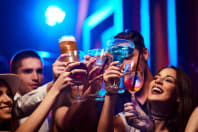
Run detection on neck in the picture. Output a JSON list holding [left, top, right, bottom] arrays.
[[149, 101, 175, 120], [150, 112, 169, 121]]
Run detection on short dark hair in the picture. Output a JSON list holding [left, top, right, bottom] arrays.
[[10, 50, 41, 73], [114, 30, 145, 52]]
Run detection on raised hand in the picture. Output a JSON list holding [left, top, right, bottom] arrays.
[[52, 71, 74, 92], [124, 101, 153, 131], [82, 55, 103, 97], [52, 54, 72, 80], [103, 61, 123, 94]]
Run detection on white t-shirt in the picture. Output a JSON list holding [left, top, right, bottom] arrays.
[[14, 83, 49, 132]]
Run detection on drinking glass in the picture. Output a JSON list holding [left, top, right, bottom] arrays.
[[123, 61, 144, 101], [106, 39, 135, 91], [71, 61, 88, 101], [87, 49, 112, 100]]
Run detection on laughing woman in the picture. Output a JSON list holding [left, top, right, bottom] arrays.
[[124, 66, 195, 132]]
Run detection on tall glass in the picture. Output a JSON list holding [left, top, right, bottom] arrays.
[[123, 61, 144, 101], [59, 36, 83, 101], [87, 49, 113, 100], [59, 36, 79, 62], [106, 39, 135, 91]]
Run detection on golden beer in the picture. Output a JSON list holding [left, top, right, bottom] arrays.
[[59, 36, 79, 62]]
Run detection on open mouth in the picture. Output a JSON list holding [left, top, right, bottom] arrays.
[[152, 86, 163, 94]]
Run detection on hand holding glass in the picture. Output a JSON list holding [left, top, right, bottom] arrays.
[[106, 39, 135, 90], [87, 49, 112, 100]]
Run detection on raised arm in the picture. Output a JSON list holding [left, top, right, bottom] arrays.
[[15, 71, 73, 132], [14, 82, 52, 118], [185, 106, 198, 132], [98, 61, 122, 132]]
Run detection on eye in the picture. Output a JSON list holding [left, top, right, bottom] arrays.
[[0, 91, 2, 96], [37, 69, 43, 74], [6, 90, 13, 98], [165, 78, 175, 83], [23, 69, 33, 74], [165, 79, 173, 83], [153, 76, 158, 80]]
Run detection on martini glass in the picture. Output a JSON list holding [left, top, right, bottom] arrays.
[[106, 38, 135, 91]]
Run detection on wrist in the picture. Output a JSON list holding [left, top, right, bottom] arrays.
[[105, 91, 117, 96]]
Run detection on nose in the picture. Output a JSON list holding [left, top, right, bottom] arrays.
[[32, 71, 39, 82], [155, 77, 163, 85], [2, 94, 13, 105]]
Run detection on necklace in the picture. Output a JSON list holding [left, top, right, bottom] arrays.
[[150, 112, 169, 121]]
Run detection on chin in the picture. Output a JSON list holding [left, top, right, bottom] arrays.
[[0, 114, 12, 120], [148, 95, 165, 102]]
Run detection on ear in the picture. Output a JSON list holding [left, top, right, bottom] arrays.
[[142, 48, 149, 61]]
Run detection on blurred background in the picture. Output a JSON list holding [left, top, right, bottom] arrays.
[[0, 0, 198, 101]]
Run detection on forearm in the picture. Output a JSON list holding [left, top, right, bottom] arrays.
[[98, 94, 117, 132], [56, 99, 97, 131], [16, 88, 59, 132], [185, 107, 198, 132], [14, 83, 49, 117]]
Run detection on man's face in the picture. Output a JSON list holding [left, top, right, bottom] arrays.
[[16, 57, 43, 94]]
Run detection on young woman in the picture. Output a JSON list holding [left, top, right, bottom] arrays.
[[0, 74, 20, 131], [124, 66, 195, 132], [98, 66, 195, 132], [0, 70, 76, 132]]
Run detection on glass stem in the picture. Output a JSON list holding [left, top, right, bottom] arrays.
[[77, 85, 80, 98], [131, 93, 136, 103]]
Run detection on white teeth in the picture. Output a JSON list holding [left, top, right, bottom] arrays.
[[152, 87, 162, 93]]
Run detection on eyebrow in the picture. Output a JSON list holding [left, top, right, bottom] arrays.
[[156, 74, 176, 80]]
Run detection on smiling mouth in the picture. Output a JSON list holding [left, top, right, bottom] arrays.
[[152, 87, 163, 94], [0, 106, 12, 112]]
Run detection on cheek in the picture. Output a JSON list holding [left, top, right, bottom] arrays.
[[0, 110, 12, 120], [0, 111, 4, 118], [148, 82, 154, 94], [38, 74, 43, 81], [19, 74, 31, 82], [166, 88, 177, 100]]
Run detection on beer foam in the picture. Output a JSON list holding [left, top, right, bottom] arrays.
[[59, 36, 76, 42]]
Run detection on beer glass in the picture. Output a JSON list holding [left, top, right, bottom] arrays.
[[59, 36, 84, 101], [59, 36, 79, 62]]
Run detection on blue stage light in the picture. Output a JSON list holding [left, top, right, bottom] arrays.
[[45, 6, 65, 26]]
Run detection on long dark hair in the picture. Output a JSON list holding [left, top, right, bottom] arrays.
[[0, 80, 18, 131], [148, 66, 195, 132]]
